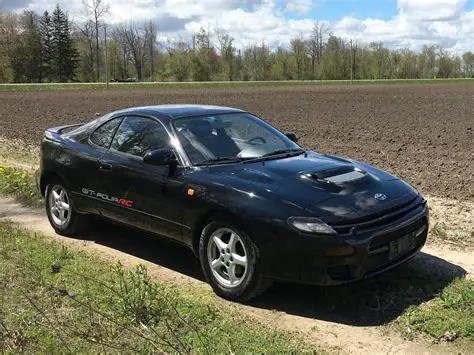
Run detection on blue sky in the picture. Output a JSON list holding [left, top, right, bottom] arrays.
[[308, 0, 398, 21], [287, 0, 473, 21]]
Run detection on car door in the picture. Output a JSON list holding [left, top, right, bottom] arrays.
[[95, 115, 188, 242], [68, 116, 123, 213]]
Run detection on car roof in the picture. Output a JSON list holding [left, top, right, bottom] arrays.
[[109, 104, 246, 120]]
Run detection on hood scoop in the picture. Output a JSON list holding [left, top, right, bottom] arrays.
[[301, 165, 367, 185]]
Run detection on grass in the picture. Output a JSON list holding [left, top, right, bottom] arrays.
[[0, 78, 473, 91], [397, 278, 474, 340], [0, 137, 40, 168], [0, 221, 304, 353], [431, 222, 449, 240], [0, 164, 43, 207]]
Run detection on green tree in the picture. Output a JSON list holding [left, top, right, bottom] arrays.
[[216, 28, 235, 81], [321, 36, 347, 80], [290, 38, 308, 80], [192, 28, 213, 81], [9, 11, 42, 83], [40, 11, 54, 82], [52, 5, 79, 82], [462, 52, 474, 78]]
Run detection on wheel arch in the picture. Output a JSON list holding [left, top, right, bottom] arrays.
[[39, 170, 68, 197], [191, 208, 241, 257]]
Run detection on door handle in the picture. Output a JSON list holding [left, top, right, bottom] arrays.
[[99, 161, 113, 171]]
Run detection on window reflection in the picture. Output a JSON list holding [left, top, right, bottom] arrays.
[[110, 116, 170, 157]]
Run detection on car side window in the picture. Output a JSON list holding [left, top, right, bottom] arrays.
[[110, 116, 170, 158], [90, 117, 122, 149]]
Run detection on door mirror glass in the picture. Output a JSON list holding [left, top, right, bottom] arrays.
[[285, 132, 298, 143], [143, 148, 177, 166]]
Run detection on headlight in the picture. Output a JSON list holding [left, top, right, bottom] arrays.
[[288, 217, 337, 235]]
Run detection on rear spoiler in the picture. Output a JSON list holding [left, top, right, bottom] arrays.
[[44, 123, 85, 142]]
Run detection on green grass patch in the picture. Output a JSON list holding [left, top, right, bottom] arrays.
[[397, 278, 474, 340], [0, 164, 43, 207], [431, 223, 449, 240], [0, 221, 304, 353], [1, 78, 473, 91]]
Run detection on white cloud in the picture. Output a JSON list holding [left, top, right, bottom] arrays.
[[283, 0, 313, 15], [398, 0, 466, 22], [333, 0, 474, 54], [6, 0, 474, 53]]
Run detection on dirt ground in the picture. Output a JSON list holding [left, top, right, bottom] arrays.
[[0, 83, 473, 201]]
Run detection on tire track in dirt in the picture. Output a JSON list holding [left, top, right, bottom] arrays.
[[1, 195, 472, 354]]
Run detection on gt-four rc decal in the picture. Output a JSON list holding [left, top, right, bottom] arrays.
[[81, 188, 134, 207]]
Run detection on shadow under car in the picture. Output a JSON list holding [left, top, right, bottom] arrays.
[[77, 219, 466, 327]]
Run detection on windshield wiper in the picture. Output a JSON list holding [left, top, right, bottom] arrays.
[[244, 148, 306, 163], [195, 156, 249, 166], [261, 148, 305, 157]]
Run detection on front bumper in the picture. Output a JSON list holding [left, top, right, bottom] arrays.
[[260, 197, 429, 285]]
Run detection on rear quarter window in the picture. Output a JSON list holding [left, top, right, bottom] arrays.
[[90, 117, 122, 149]]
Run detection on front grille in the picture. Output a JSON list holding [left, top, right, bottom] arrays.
[[366, 217, 428, 273], [369, 216, 425, 250], [332, 196, 425, 234]]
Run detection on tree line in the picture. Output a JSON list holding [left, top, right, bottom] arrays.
[[1, 1, 474, 83]]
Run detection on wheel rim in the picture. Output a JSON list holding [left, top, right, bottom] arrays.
[[207, 227, 248, 288], [48, 185, 71, 227]]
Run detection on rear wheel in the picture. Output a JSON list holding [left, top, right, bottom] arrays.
[[45, 183, 89, 236], [199, 218, 272, 302]]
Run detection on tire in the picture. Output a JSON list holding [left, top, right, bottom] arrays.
[[45, 182, 89, 236], [199, 218, 272, 302]]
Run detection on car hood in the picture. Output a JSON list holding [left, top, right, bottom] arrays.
[[214, 151, 418, 221]]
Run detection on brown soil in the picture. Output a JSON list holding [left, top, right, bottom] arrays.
[[1, 83, 473, 201]]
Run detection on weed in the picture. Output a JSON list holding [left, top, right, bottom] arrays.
[[431, 223, 448, 239], [0, 164, 43, 207]]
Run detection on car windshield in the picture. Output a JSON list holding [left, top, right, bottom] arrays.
[[172, 113, 301, 165]]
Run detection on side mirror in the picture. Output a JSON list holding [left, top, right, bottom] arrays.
[[285, 132, 299, 143], [143, 148, 177, 166]]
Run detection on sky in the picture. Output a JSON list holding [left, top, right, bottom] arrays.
[[1, 0, 474, 54]]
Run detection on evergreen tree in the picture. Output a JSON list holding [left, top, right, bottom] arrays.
[[52, 5, 78, 82], [40, 11, 54, 82]]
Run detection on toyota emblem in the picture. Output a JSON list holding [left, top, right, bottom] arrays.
[[374, 193, 387, 201]]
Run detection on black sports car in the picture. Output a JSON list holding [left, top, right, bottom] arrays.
[[36, 104, 429, 301]]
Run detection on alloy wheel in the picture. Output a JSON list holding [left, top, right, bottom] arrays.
[[48, 185, 71, 227], [207, 227, 248, 288]]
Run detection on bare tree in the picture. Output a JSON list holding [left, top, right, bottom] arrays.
[[115, 22, 147, 80], [76, 19, 95, 81], [307, 21, 330, 78], [82, 0, 110, 81], [144, 21, 158, 81]]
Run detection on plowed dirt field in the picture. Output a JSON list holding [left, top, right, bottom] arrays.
[[1, 83, 473, 201]]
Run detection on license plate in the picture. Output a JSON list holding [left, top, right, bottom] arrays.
[[389, 233, 415, 260]]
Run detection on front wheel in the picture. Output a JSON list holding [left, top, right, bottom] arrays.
[[45, 183, 89, 236], [199, 219, 272, 302]]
